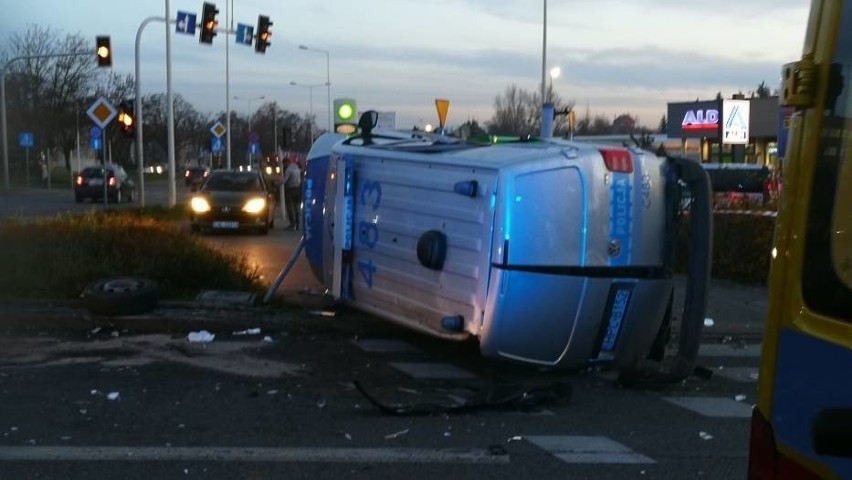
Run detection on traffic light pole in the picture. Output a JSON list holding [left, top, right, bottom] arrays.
[[1, 52, 89, 190]]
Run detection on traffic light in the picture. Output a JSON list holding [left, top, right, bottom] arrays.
[[96, 36, 111, 67], [117, 101, 135, 137], [199, 2, 219, 44], [255, 15, 272, 53], [333, 98, 357, 134]]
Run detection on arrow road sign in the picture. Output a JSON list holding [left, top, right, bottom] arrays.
[[236, 24, 254, 45], [176, 11, 197, 35]]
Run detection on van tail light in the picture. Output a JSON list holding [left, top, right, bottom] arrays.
[[75, 176, 83, 186], [600, 148, 634, 173], [748, 408, 822, 480], [185, 170, 190, 178], [108, 177, 117, 187]]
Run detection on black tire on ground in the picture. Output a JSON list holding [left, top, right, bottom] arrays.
[[81, 277, 160, 316]]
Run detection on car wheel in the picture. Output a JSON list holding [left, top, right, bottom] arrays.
[[75, 194, 83, 203], [81, 277, 160, 316]]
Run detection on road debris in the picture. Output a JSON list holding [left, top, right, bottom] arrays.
[[384, 429, 409, 439], [233, 328, 261, 336], [703, 318, 715, 327], [187, 330, 215, 343], [734, 394, 747, 402], [699, 431, 713, 440], [107, 392, 120, 401]]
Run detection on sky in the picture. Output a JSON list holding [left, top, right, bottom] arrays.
[[0, 0, 811, 131]]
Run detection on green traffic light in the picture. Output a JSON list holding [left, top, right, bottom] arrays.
[[337, 103, 354, 120]]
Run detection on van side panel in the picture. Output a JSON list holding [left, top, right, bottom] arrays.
[[346, 153, 498, 338]]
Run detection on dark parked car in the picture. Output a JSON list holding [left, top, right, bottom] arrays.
[[184, 166, 210, 189], [74, 164, 136, 203], [189, 170, 276, 234]]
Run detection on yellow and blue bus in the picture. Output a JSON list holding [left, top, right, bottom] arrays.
[[747, 0, 852, 478]]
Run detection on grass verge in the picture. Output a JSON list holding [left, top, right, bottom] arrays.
[[0, 211, 264, 301]]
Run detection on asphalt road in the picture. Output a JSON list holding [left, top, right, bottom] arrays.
[[0, 182, 766, 480]]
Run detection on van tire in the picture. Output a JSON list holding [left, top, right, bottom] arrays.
[[81, 277, 160, 316]]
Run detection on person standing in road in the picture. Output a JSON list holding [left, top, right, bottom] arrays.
[[281, 157, 302, 231]]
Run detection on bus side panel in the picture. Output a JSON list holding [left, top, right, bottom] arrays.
[[771, 328, 852, 478], [346, 155, 498, 338]]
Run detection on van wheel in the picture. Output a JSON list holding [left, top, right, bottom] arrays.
[[81, 277, 160, 316]]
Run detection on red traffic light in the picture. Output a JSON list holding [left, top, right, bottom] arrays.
[[96, 36, 111, 67]]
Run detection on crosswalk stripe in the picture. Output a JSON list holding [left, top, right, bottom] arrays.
[[352, 339, 421, 353], [526, 436, 654, 464], [0, 446, 509, 464], [663, 396, 753, 418], [389, 362, 477, 380], [714, 367, 759, 383], [698, 343, 762, 358]]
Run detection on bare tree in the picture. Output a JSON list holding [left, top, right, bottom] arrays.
[[3, 25, 98, 170], [487, 83, 575, 137]]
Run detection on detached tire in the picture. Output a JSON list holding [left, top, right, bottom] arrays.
[[81, 277, 160, 316]]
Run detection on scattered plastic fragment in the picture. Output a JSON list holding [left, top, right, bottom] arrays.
[[309, 310, 336, 317], [61, 436, 72, 441], [699, 431, 713, 440], [507, 436, 523, 443], [734, 394, 747, 402], [187, 330, 215, 343], [267, 390, 278, 395], [384, 429, 409, 439], [233, 328, 261, 336], [317, 399, 327, 409], [344, 433, 352, 441], [10, 427, 18, 432], [749, 372, 759, 381], [90, 327, 102, 334], [443, 431, 452, 437], [90, 389, 100, 396], [262, 336, 273, 343], [107, 392, 120, 401], [79, 409, 87, 415], [111, 331, 120, 338], [704, 318, 714, 327], [397, 387, 420, 395]]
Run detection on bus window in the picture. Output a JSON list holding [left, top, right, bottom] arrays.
[[835, 145, 852, 290]]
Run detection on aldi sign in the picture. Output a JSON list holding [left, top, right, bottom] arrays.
[[722, 99, 750, 145]]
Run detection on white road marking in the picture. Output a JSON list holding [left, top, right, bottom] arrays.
[[526, 436, 654, 464], [663, 396, 753, 418], [352, 339, 421, 353], [390, 362, 477, 380], [698, 343, 762, 358], [713, 367, 759, 383], [0, 446, 508, 464]]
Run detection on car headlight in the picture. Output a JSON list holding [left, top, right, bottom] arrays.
[[190, 197, 211, 213], [265, 166, 272, 175], [243, 197, 266, 213]]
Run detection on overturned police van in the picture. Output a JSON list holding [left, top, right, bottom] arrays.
[[300, 111, 712, 382]]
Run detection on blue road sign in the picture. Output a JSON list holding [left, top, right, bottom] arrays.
[[250, 142, 260, 155], [91, 138, 102, 150], [18, 132, 34, 148], [236, 24, 254, 45], [211, 137, 223, 153], [176, 11, 197, 35], [90, 126, 101, 140], [249, 131, 260, 143]]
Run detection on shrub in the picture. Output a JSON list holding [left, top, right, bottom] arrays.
[[0, 212, 263, 300]]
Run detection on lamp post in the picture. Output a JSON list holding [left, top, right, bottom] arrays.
[[549, 66, 561, 103], [298, 45, 331, 132], [290, 82, 323, 143], [234, 95, 264, 168]]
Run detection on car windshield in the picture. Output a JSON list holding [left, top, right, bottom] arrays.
[[202, 172, 262, 191], [81, 168, 105, 179]]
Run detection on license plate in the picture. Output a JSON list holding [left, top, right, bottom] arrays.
[[601, 288, 632, 351], [88, 179, 103, 186], [213, 221, 239, 229]]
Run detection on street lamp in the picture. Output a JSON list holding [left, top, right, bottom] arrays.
[[290, 82, 324, 143], [298, 44, 331, 132], [549, 66, 561, 103], [234, 95, 265, 167]]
